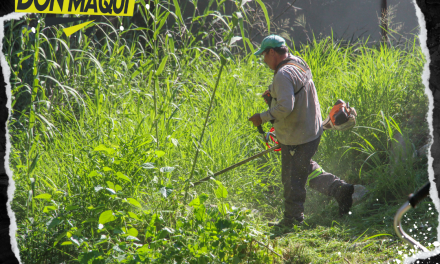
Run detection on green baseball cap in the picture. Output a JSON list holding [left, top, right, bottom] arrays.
[[254, 35, 286, 55]]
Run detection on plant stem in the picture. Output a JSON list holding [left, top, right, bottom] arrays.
[[154, 77, 159, 148], [183, 63, 225, 203]]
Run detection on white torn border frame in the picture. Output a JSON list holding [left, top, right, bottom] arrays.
[[0, 3, 437, 264], [1, 12, 29, 264], [403, 1, 437, 264]]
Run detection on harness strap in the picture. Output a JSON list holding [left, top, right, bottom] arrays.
[[306, 167, 325, 186], [274, 57, 312, 96], [275, 58, 311, 77]]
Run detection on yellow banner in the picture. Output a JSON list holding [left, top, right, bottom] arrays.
[[15, 0, 135, 16]]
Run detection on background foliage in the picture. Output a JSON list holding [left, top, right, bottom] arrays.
[[2, 0, 434, 263]]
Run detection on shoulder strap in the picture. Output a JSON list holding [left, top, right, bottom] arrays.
[[275, 57, 312, 96], [274, 57, 311, 76], [294, 85, 305, 96]]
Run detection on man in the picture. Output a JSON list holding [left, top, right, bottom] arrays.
[[248, 35, 355, 228]]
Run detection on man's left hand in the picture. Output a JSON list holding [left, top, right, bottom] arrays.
[[248, 113, 262, 127]]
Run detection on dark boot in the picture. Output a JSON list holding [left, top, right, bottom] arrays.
[[332, 182, 354, 216]]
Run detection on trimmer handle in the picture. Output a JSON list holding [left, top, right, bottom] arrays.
[[262, 92, 272, 107], [262, 92, 274, 125], [393, 182, 431, 253], [257, 92, 271, 136], [259, 91, 281, 151], [409, 182, 430, 208]]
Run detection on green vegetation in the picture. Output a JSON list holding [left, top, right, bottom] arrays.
[[2, 0, 435, 263]]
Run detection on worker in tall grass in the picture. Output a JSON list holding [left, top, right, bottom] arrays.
[[248, 35, 355, 228]]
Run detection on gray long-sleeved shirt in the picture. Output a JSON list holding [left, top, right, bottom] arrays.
[[260, 54, 323, 145]]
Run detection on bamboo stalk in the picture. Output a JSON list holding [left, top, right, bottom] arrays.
[[183, 63, 225, 203]]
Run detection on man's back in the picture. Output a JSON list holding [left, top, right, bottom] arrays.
[[260, 54, 323, 145]]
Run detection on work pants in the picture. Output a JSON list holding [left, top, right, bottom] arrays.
[[280, 135, 347, 221]]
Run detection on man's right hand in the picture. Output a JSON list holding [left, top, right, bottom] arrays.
[[262, 90, 271, 104], [248, 113, 262, 127]]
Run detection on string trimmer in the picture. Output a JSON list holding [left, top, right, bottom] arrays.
[[191, 93, 280, 187], [393, 182, 430, 253], [190, 91, 357, 187]]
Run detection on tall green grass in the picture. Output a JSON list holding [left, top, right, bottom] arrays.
[[3, 0, 431, 263]]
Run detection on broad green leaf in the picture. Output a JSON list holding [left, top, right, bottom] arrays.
[[188, 197, 200, 208], [195, 205, 206, 222], [93, 144, 108, 152], [128, 211, 141, 220], [215, 185, 228, 199], [116, 172, 131, 183], [78, 250, 102, 263], [137, 245, 152, 254], [126, 235, 140, 241], [127, 198, 142, 208], [106, 181, 115, 190], [61, 241, 72, 246], [70, 236, 80, 246], [66, 205, 79, 211], [99, 210, 116, 224], [81, 218, 98, 224], [162, 227, 175, 234], [141, 163, 155, 169], [115, 184, 122, 192], [47, 217, 61, 229], [106, 188, 116, 195], [94, 144, 115, 155], [103, 167, 112, 172], [128, 228, 139, 237], [160, 167, 175, 173], [113, 245, 124, 253], [217, 202, 229, 215], [53, 231, 68, 246], [113, 228, 124, 234], [88, 171, 99, 177], [155, 56, 169, 76], [157, 227, 175, 239], [34, 193, 51, 201], [255, 0, 270, 34], [189, 193, 209, 208], [155, 150, 165, 158], [199, 193, 209, 204], [159, 187, 168, 198]]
